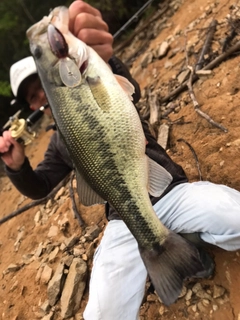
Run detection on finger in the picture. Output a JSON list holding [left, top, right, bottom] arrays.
[[90, 44, 114, 63], [2, 130, 20, 148], [0, 133, 11, 153], [2, 130, 12, 141], [76, 28, 113, 47], [69, 1, 102, 31], [71, 13, 109, 37]]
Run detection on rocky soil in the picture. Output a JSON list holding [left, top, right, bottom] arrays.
[[0, 0, 240, 319]]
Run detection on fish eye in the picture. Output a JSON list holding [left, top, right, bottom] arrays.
[[34, 46, 42, 59]]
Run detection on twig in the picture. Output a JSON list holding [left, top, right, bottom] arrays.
[[161, 102, 180, 118], [0, 174, 71, 225], [187, 66, 228, 132], [161, 40, 240, 103], [195, 19, 218, 71], [69, 172, 85, 227], [202, 40, 240, 70], [149, 92, 160, 125], [177, 138, 202, 181]]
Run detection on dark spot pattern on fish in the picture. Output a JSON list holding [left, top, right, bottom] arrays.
[[51, 93, 158, 246]]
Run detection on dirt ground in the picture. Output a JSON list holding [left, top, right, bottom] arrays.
[[0, 0, 240, 319]]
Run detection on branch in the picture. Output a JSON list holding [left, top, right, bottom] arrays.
[[69, 172, 85, 227], [187, 66, 228, 133], [195, 19, 218, 71], [161, 40, 240, 103], [177, 138, 202, 181], [0, 174, 70, 225]]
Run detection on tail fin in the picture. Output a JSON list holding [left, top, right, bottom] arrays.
[[139, 231, 204, 306]]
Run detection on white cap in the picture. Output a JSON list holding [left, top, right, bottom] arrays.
[[10, 56, 37, 98]]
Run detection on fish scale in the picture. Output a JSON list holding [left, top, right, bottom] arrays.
[[27, 6, 204, 306], [54, 83, 155, 242]]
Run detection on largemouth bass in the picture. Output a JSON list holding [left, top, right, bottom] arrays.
[[26, 7, 203, 306]]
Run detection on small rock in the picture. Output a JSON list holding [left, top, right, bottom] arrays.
[[195, 289, 212, 300], [48, 247, 59, 263], [185, 289, 193, 301], [85, 225, 101, 241], [177, 69, 190, 84], [9, 280, 18, 292], [157, 123, 169, 150], [47, 226, 59, 238], [60, 258, 87, 319], [164, 61, 173, 69], [64, 235, 79, 249], [40, 300, 51, 314], [54, 186, 66, 200], [192, 283, 202, 293], [40, 265, 53, 285], [47, 261, 65, 306], [82, 254, 87, 261], [159, 305, 165, 315], [197, 301, 206, 312], [34, 210, 42, 225], [35, 243, 44, 258], [3, 264, 21, 274], [202, 299, 210, 307], [58, 216, 69, 232], [41, 311, 54, 320], [22, 253, 34, 265], [213, 285, 225, 299], [73, 248, 85, 257], [62, 255, 74, 268], [140, 52, 153, 68], [178, 285, 187, 298], [46, 199, 53, 209], [220, 160, 224, 167], [155, 41, 169, 58], [147, 293, 157, 302], [212, 304, 218, 311], [192, 304, 197, 312]]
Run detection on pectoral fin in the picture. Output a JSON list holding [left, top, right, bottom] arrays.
[[114, 74, 135, 101], [86, 76, 111, 111]]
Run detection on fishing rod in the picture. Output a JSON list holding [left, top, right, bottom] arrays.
[[113, 0, 156, 40]]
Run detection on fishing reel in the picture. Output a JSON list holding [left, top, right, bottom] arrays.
[[0, 104, 49, 156], [4, 112, 36, 146]]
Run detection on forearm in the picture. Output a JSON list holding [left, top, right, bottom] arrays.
[[5, 157, 54, 199]]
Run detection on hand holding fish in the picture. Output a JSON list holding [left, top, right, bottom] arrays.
[[69, 0, 113, 62]]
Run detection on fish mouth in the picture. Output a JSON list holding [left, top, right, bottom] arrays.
[[27, 6, 89, 75], [26, 6, 69, 43]]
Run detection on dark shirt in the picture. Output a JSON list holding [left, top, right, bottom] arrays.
[[5, 56, 188, 219]]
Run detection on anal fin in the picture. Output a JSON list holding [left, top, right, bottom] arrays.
[[75, 170, 106, 206], [148, 157, 173, 197]]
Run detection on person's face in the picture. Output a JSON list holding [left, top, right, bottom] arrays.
[[25, 77, 52, 117]]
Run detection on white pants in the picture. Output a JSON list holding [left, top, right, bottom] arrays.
[[84, 182, 240, 319]]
